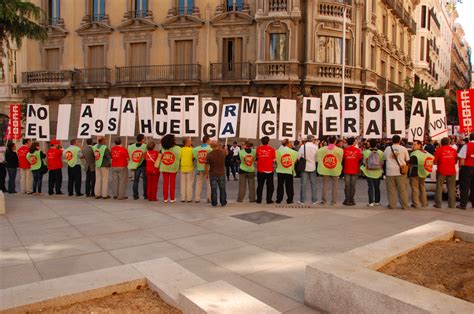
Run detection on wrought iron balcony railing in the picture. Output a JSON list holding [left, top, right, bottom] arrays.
[[115, 64, 201, 84], [210, 63, 253, 82], [73, 68, 111, 86]]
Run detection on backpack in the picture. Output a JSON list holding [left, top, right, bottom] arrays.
[[367, 150, 383, 170]]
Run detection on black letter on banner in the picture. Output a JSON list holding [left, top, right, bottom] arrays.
[[140, 120, 152, 134], [366, 97, 381, 112], [262, 121, 275, 135], [344, 96, 358, 110], [282, 123, 293, 138], [184, 97, 194, 112], [390, 119, 402, 135], [110, 99, 118, 112], [37, 107, 47, 120], [412, 100, 425, 117], [38, 126, 47, 139], [204, 102, 217, 116], [243, 98, 258, 113], [324, 95, 338, 110], [305, 99, 317, 113], [304, 121, 318, 135], [366, 121, 380, 135], [169, 120, 180, 135], [261, 99, 275, 114], [388, 95, 403, 111], [224, 105, 237, 117], [344, 119, 357, 133], [326, 117, 337, 132], [155, 121, 167, 136], [430, 99, 441, 114], [170, 97, 181, 112], [156, 100, 168, 115], [184, 120, 195, 135], [27, 105, 36, 117], [27, 124, 37, 137], [203, 124, 216, 138], [221, 123, 234, 136], [82, 105, 92, 117], [108, 118, 117, 132], [123, 100, 134, 113]]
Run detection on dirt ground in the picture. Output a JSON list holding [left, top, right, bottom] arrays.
[[33, 288, 182, 313], [379, 238, 474, 303]]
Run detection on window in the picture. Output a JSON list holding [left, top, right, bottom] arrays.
[[47, 0, 60, 24], [390, 66, 395, 82], [12, 50, 17, 84], [269, 33, 288, 61], [91, 0, 105, 21], [175, 40, 194, 65], [45, 48, 60, 70], [399, 29, 404, 52], [226, 0, 244, 11], [370, 45, 376, 70], [178, 0, 194, 15], [382, 15, 387, 34], [398, 70, 403, 85], [381, 60, 386, 77], [420, 36, 425, 61], [88, 45, 105, 68], [134, 0, 148, 17], [391, 23, 396, 44], [129, 42, 147, 66], [421, 5, 426, 28], [222, 38, 243, 78], [317, 36, 351, 65], [372, 0, 376, 14]]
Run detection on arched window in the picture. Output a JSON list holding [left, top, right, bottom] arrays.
[[316, 36, 351, 65]]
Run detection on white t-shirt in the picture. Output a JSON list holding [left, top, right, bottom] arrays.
[[458, 141, 474, 159], [231, 146, 240, 157], [383, 144, 409, 176], [298, 142, 318, 172]]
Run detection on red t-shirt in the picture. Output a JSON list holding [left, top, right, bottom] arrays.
[[256, 145, 276, 173], [47, 148, 63, 170], [145, 150, 159, 175], [434, 146, 457, 176], [343, 145, 362, 175], [111, 146, 129, 168], [18, 145, 31, 169]]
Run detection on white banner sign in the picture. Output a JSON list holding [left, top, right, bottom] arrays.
[[240, 96, 259, 139], [25, 104, 50, 141], [259, 97, 277, 139], [363, 95, 383, 139], [77, 104, 93, 139], [279, 99, 296, 140], [428, 97, 448, 140], [322, 93, 341, 135], [342, 94, 360, 137], [201, 98, 219, 140], [91, 98, 108, 136], [154, 98, 168, 139], [407, 98, 427, 142], [137, 97, 153, 137], [385, 93, 406, 138], [167, 96, 183, 137], [301, 97, 320, 139], [106, 96, 121, 135], [56, 104, 71, 141], [120, 98, 137, 137], [182, 95, 199, 137], [219, 103, 239, 138]]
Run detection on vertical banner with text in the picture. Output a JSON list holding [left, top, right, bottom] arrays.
[[7, 104, 21, 140], [457, 89, 474, 134]]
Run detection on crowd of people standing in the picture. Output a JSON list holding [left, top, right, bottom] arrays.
[[0, 132, 471, 210]]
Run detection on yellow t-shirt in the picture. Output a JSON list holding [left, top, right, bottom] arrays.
[[180, 147, 194, 172]]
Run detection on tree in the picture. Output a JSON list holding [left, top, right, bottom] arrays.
[[0, 0, 47, 78]]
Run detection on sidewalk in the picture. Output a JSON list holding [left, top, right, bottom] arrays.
[[1, 192, 473, 313]]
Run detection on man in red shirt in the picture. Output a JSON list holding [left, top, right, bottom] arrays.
[[343, 137, 362, 206], [256, 136, 276, 204], [111, 137, 130, 199], [18, 139, 32, 194], [47, 140, 64, 195], [434, 137, 458, 208]]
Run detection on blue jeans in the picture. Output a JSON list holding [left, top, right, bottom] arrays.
[[210, 176, 227, 206], [7, 168, 17, 193], [300, 171, 317, 203], [133, 166, 147, 199], [32, 170, 43, 193], [367, 178, 381, 204]]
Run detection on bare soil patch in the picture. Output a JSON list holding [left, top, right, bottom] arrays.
[[378, 238, 474, 303], [32, 288, 181, 313]]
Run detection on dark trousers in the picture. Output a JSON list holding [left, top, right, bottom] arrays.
[[256, 172, 274, 203], [225, 159, 237, 180], [68, 165, 82, 196], [48, 169, 62, 194], [210, 175, 227, 206], [32, 170, 43, 193], [276, 173, 294, 204], [367, 178, 381, 204], [344, 174, 358, 204], [85, 169, 95, 197], [0, 164, 6, 192], [7, 167, 17, 193], [133, 166, 147, 199], [459, 165, 474, 207]]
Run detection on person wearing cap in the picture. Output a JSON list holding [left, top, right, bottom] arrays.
[[298, 135, 318, 204], [47, 140, 63, 195], [93, 137, 111, 199]]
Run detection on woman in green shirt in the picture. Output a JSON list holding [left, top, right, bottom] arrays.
[[27, 142, 46, 195], [160, 134, 182, 203]]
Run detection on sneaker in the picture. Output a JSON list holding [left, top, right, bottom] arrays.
[[456, 205, 467, 210], [374, 203, 381, 207], [319, 201, 326, 205], [297, 201, 305, 204], [368, 203, 374, 207], [312, 202, 318, 205], [164, 200, 168, 203], [433, 204, 442, 209], [170, 199, 176, 203]]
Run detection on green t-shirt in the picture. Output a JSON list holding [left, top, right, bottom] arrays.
[[360, 149, 384, 179], [93, 144, 107, 168], [159, 146, 182, 173], [27, 150, 42, 171], [127, 143, 147, 170], [276, 147, 298, 175], [410, 150, 434, 179], [192, 144, 212, 172], [239, 149, 256, 173], [317, 145, 343, 176], [63, 145, 81, 168]]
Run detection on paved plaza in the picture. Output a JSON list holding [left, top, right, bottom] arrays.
[[1, 177, 474, 313]]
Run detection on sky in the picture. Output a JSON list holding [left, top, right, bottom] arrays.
[[456, 1, 474, 65]]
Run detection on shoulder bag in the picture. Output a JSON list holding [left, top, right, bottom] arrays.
[[390, 145, 408, 175]]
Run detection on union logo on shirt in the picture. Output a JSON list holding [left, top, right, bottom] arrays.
[[244, 155, 254, 167], [29, 155, 37, 165], [161, 151, 175, 166], [281, 154, 293, 168], [94, 150, 101, 161], [131, 150, 143, 163], [424, 157, 434, 172], [65, 151, 73, 161], [197, 150, 207, 164], [323, 154, 337, 169]]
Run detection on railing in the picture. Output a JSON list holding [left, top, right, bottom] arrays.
[[82, 14, 109, 22], [42, 17, 64, 26], [387, 80, 405, 93], [124, 10, 152, 19], [226, 3, 244, 11], [115, 64, 201, 84], [269, 0, 288, 12], [382, 0, 417, 34], [210, 63, 253, 81], [306, 63, 355, 80], [22, 70, 74, 84], [319, 1, 352, 20], [255, 61, 300, 80], [177, 6, 194, 15], [73, 68, 110, 85]]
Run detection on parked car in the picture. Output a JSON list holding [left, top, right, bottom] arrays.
[[425, 164, 460, 201]]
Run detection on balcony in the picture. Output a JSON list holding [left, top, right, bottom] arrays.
[[210, 63, 253, 84], [123, 10, 153, 19], [269, 0, 288, 12], [382, 0, 417, 34], [305, 63, 361, 86], [42, 17, 65, 27], [73, 68, 111, 88], [318, 1, 352, 21], [21, 70, 74, 90], [254, 61, 300, 83], [115, 64, 201, 86], [81, 14, 110, 23]]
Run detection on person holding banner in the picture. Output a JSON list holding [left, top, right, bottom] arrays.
[[457, 133, 474, 210], [317, 136, 343, 205], [343, 138, 362, 206], [384, 135, 410, 210], [433, 137, 457, 209], [298, 135, 318, 205], [93, 137, 111, 199], [46, 140, 63, 195], [180, 138, 194, 202], [160, 134, 182, 203], [27, 142, 46, 196], [205, 141, 227, 207], [276, 139, 298, 204], [237, 142, 256, 203], [128, 134, 147, 200], [408, 141, 433, 208], [361, 139, 384, 207], [145, 142, 160, 202], [5, 142, 18, 194], [83, 139, 96, 198], [18, 139, 32, 194], [64, 139, 84, 197], [111, 137, 130, 200], [256, 136, 276, 204], [193, 136, 212, 203]]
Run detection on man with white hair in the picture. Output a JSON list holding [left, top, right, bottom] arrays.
[[298, 134, 318, 204]]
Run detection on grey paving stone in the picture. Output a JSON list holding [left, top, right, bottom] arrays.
[[231, 210, 293, 224]]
